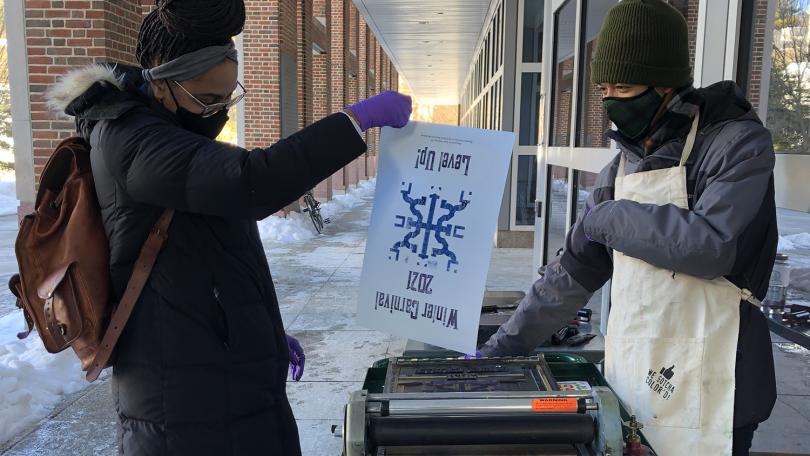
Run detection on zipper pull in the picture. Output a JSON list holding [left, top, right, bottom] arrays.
[[213, 287, 230, 350]]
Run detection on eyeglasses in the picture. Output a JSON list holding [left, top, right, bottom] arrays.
[[171, 80, 247, 118]]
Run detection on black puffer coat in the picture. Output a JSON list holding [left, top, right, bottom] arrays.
[[49, 64, 366, 455]]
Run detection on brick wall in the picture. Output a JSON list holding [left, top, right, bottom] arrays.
[[329, 0, 345, 191], [580, 38, 610, 147], [670, 0, 699, 70], [552, 57, 574, 147], [746, 0, 769, 111], [344, 2, 358, 187], [24, 0, 142, 183], [357, 18, 368, 180], [297, 0, 313, 129], [243, 1, 282, 149], [312, 0, 332, 199], [141, 0, 153, 16]]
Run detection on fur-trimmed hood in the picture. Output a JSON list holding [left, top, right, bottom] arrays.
[[46, 64, 124, 114], [45, 63, 151, 139]]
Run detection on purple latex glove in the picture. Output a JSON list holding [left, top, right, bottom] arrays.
[[286, 335, 305, 381], [346, 90, 412, 131], [464, 351, 482, 359]]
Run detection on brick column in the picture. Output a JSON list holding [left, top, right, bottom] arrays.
[[21, 0, 142, 216], [365, 33, 376, 161], [243, 1, 282, 150], [381, 53, 389, 91], [370, 41, 384, 177], [329, 0, 346, 193], [297, 0, 313, 129], [746, 0, 769, 112], [243, 0, 300, 213], [343, 1, 359, 188], [141, 0, 154, 16], [311, 0, 332, 200], [356, 18, 368, 181]]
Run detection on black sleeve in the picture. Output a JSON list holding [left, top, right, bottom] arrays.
[[97, 111, 367, 219]]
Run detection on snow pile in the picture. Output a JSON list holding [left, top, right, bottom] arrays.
[[0, 314, 87, 447], [551, 178, 567, 194], [257, 178, 376, 243], [778, 233, 810, 252], [0, 180, 18, 216], [320, 178, 376, 220], [258, 210, 318, 243]]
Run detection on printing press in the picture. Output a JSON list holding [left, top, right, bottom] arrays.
[[343, 354, 656, 456]]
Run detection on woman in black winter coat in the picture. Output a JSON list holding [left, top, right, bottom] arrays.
[[46, 1, 411, 454]]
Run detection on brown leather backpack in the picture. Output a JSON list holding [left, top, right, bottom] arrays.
[[9, 137, 174, 382]]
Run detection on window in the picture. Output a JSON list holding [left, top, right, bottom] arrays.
[[516, 156, 539, 226], [545, 166, 570, 263], [520, 73, 543, 144], [549, 0, 576, 147], [766, 0, 810, 154], [523, 0, 545, 62], [573, 170, 598, 222], [576, 0, 615, 147], [736, 0, 756, 95]]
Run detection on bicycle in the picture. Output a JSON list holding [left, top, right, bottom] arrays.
[[301, 190, 330, 234]]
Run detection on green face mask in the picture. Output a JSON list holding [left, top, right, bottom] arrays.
[[602, 87, 663, 140]]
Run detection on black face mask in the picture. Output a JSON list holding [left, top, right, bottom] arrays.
[[175, 106, 229, 140], [167, 83, 229, 140]]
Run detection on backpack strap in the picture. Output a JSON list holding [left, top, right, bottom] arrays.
[[9, 274, 34, 339], [86, 208, 175, 382]]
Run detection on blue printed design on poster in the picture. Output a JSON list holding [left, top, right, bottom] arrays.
[[389, 182, 469, 273], [357, 122, 514, 354]]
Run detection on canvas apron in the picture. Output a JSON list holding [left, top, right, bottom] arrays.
[[605, 113, 760, 455]]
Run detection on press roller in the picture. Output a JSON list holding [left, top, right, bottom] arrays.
[[342, 355, 652, 456]]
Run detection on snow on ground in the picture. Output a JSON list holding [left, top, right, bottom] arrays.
[[0, 314, 87, 447], [0, 174, 18, 216], [257, 178, 375, 243], [778, 232, 810, 252]]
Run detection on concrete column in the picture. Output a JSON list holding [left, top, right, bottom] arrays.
[[6, 0, 34, 220]]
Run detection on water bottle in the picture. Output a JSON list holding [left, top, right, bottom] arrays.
[[763, 253, 790, 312]]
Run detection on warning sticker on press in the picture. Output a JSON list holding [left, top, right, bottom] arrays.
[[531, 398, 579, 413]]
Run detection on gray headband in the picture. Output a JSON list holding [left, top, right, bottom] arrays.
[[142, 42, 238, 82]]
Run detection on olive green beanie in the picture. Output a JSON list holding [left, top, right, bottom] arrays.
[[591, 0, 692, 87]]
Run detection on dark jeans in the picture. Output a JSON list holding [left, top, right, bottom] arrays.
[[732, 424, 759, 456]]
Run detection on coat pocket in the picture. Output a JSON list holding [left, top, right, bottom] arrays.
[[213, 287, 231, 350]]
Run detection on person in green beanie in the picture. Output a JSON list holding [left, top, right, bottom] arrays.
[[480, 1, 777, 455]]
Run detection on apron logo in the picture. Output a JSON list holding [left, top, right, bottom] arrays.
[[646, 365, 676, 400]]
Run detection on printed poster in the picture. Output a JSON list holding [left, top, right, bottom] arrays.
[[357, 122, 515, 354]]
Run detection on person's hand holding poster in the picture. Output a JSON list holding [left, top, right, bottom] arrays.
[[357, 122, 514, 354]]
